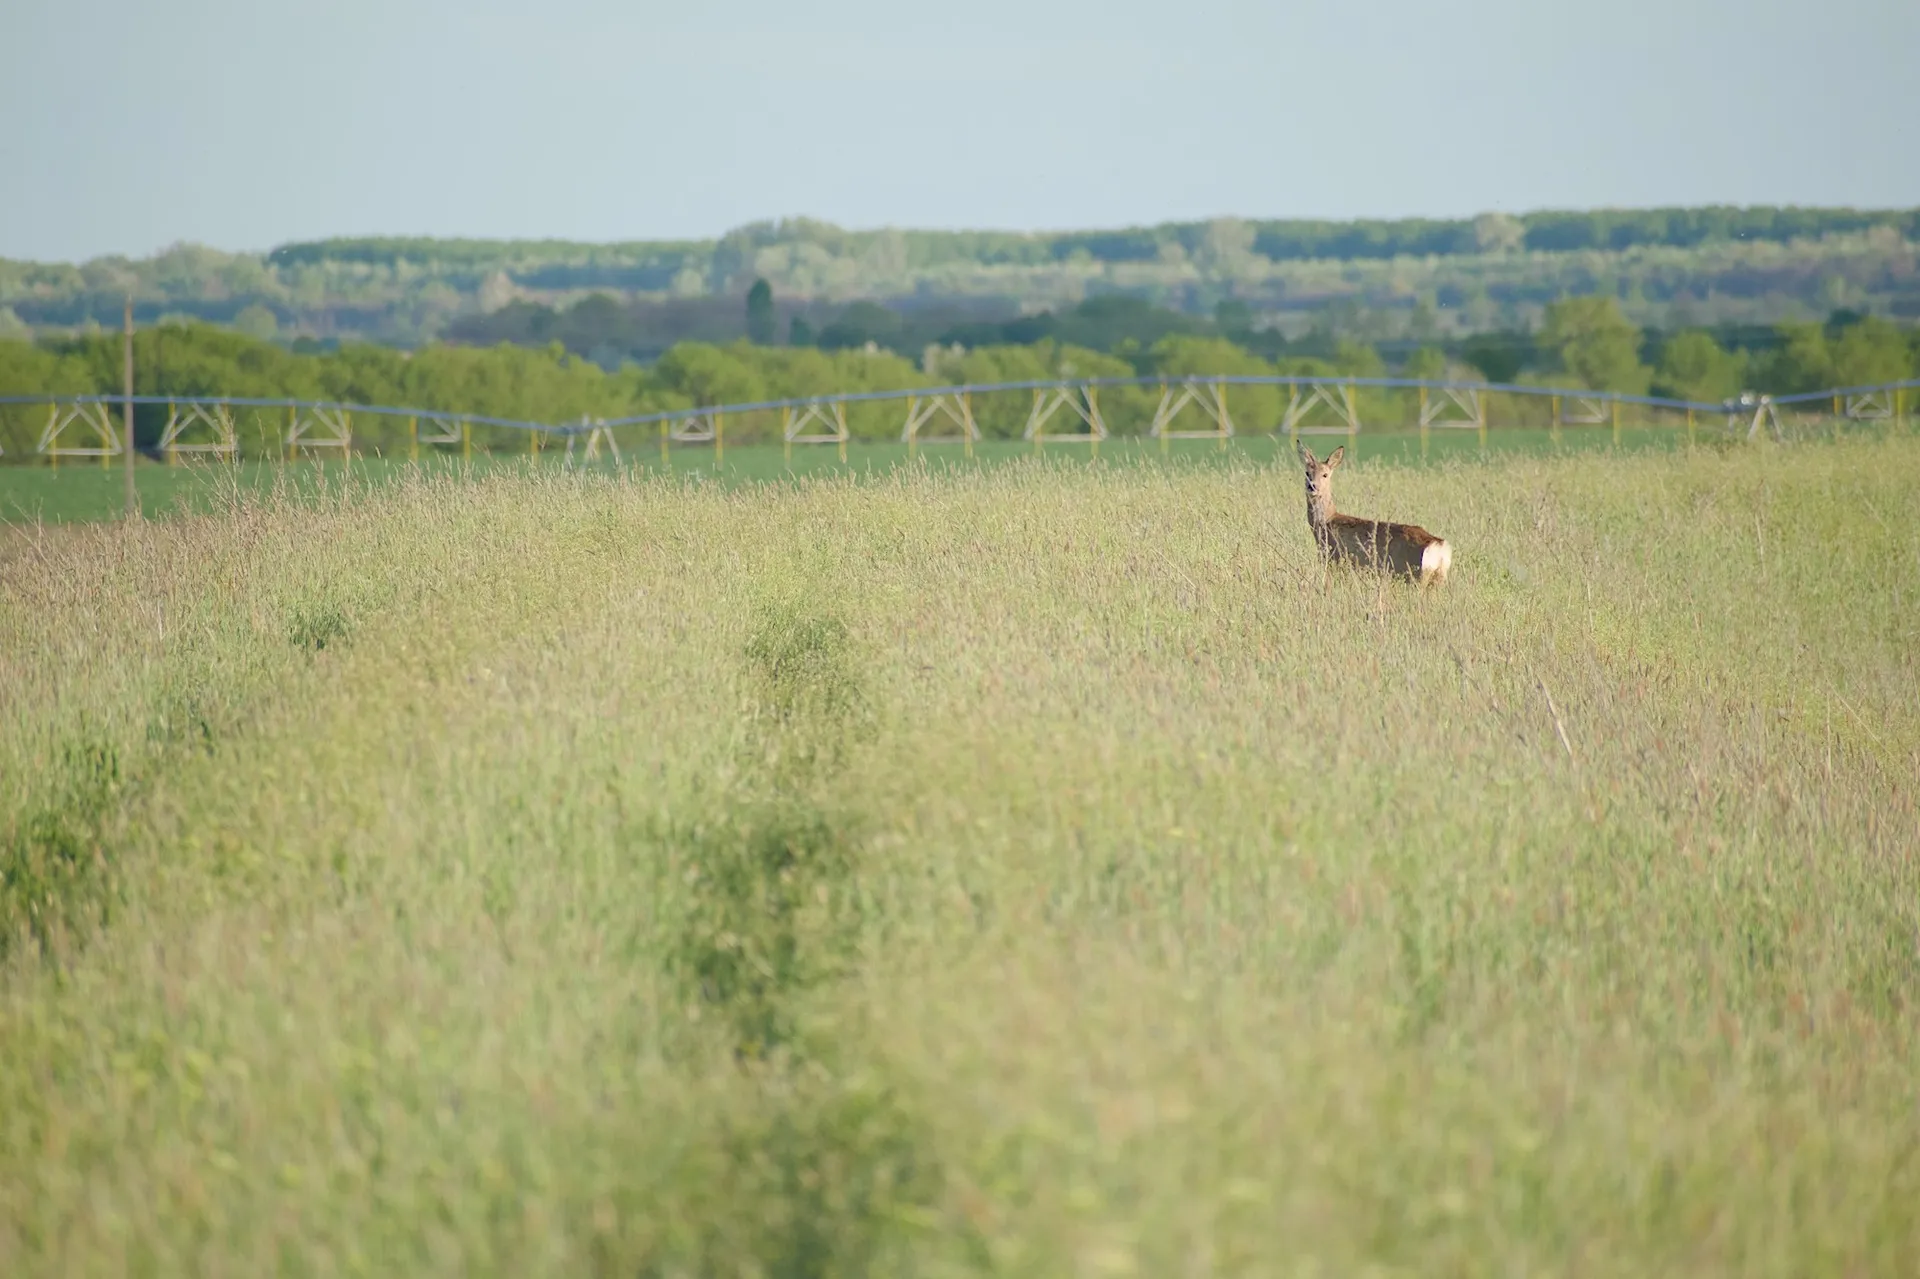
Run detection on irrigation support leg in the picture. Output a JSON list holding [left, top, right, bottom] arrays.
[[122, 295, 138, 515]]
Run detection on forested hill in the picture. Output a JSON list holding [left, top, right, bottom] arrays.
[[3, 206, 1917, 353]]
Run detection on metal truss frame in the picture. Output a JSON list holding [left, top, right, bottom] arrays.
[[1418, 386, 1484, 432], [1556, 395, 1610, 426], [416, 413, 464, 445], [1023, 385, 1107, 446], [784, 401, 850, 462], [1725, 393, 1784, 441], [38, 401, 122, 462], [1283, 381, 1358, 439], [670, 413, 717, 443], [1149, 379, 1234, 442], [158, 400, 238, 460], [665, 411, 726, 464], [1843, 390, 1893, 420], [287, 405, 351, 456], [564, 419, 622, 465], [407, 412, 468, 461], [902, 392, 979, 455], [11, 374, 1903, 475]]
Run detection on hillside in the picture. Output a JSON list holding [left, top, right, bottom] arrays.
[[2, 207, 1917, 353]]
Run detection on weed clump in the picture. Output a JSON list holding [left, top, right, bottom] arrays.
[[643, 590, 943, 1273], [745, 607, 864, 728], [701, 1076, 939, 1277], [744, 598, 872, 783], [670, 798, 864, 1060], [667, 592, 877, 1057], [0, 738, 122, 959], [286, 597, 352, 651]]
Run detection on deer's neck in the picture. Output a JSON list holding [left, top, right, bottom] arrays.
[[1307, 489, 1337, 530]]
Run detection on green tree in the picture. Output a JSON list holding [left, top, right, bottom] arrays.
[[789, 315, 815, 347], [1212, 299, 1254, 337], [1471, 212, 1526, 254], [234, 304, 279, 341], [745, 278, 776, 345], [1328, 340, 1385, 379], [1461, 332, 1527, 385], [1829, 316, 1913, 387], [1756, 324, 1834, 395], [652, 342, 766, 409], [1541, 296, 1649, 393], [818, 302, 902, 352], [1403, 346, 1448, 381], [1653, 331, 1744, 403], [1054, 295, 1197, 350]]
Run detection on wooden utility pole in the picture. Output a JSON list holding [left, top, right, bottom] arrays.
[[122, 295, 138, 520]]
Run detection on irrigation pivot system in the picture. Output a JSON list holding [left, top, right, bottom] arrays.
[[4, 376, 1915, 466]]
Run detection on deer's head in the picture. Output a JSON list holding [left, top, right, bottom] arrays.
[[1296, 442, 1345, 516]]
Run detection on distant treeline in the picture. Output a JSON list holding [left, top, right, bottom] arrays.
[[4, 300, 1913, 460], [274, 206, 1920, 272], [447, 286, 1917, 392]]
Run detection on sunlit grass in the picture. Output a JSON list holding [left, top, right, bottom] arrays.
[[2, 435, 1916, 1274]]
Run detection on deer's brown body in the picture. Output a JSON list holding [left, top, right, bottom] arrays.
[[1297, 443, 1452, 586]]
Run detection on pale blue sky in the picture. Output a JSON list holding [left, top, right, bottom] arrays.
[[2, 0, 1914, 262]]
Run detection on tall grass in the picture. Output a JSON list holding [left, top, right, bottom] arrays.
[[2, 437, 1917, 1274]]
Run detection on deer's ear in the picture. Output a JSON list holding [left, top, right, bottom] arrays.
[[1296, 442, 1317, 468], [1326, 446, 1346, 469]]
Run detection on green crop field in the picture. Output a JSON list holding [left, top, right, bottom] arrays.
[[0, 425, 1710, 526], [3, 436, 1917, 1274]]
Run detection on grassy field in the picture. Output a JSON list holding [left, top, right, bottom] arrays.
[[2, 436, 1917, 1274], [0, 424, 1713, 524]]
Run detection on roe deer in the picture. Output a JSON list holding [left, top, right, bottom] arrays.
[[1296, 442, 1451, 586]]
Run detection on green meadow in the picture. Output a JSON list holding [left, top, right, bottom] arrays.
[[2, 435, 1916, 1274]]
